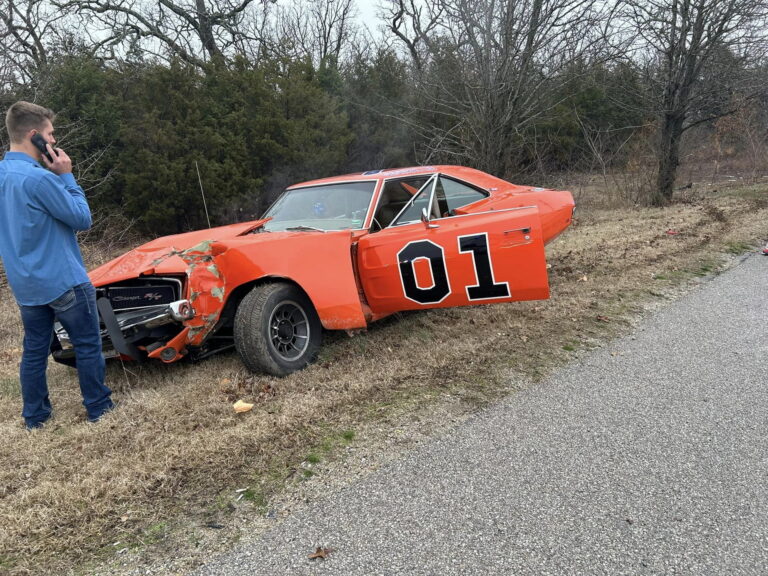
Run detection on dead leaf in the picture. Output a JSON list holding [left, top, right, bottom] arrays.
[[254, 382, 275, 402], [233, 399, 254, 413], [520, 335, 529, 343], [309, 547, 334, 560], [219, 378, 239, 401], [578, 275, 588, 282]]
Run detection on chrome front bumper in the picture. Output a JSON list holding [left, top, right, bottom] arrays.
[[54, 299, 195, 358]]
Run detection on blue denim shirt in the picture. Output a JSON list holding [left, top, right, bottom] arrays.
[[0, 151, 91, 306]]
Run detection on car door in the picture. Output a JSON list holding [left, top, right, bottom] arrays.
[[356, 205, 549, 316]]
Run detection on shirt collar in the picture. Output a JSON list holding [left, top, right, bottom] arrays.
[[3, 151, 41, 165]]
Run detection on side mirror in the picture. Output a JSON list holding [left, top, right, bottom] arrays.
[[421, 207, 439, 229]]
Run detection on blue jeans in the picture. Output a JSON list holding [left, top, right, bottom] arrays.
[[19, 282, 112, 428]]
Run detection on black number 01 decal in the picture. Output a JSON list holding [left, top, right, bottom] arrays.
[[398, 240, 451, 304], [458, 232, 510, 300], [398, 233, 510, 304]]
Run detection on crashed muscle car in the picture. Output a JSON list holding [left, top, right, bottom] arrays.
[[52, 166, 575, 376]]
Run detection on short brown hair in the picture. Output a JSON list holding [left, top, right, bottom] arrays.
[[5, 101, 55, 144]]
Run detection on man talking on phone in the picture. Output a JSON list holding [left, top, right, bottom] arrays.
[[0, 101, 113, 429]]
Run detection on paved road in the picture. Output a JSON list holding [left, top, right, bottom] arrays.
[[195, 254, 768, 575]]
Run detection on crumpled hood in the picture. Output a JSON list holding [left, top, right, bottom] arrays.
[[89, 220, 267, 285]]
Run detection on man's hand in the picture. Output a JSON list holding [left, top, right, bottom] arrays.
[[40, 143, 72, 175]]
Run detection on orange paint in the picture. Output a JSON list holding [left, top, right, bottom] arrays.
[[83, 166, 574, 365]]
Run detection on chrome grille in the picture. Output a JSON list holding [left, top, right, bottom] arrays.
[[101, 277, 183, 311]]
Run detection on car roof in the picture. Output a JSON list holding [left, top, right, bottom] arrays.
[[287, 165, 510, 191]]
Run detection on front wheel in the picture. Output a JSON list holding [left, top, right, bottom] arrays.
[[234, 283, 322, 376]]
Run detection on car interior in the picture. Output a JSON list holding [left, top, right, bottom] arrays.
[[372, 175, 481, 231], [371, 178, 423, 230]]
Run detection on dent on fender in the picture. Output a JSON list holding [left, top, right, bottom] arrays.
[[147, 240, 230, 349]]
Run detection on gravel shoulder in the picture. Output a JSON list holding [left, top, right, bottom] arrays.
[[194, 253, 768, 576]]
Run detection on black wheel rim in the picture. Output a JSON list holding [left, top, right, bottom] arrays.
[[268, 300, 310, 361]]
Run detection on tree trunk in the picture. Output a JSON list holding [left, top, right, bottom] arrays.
[[654, 105, 687, 206], [196, 0, 221, 62]]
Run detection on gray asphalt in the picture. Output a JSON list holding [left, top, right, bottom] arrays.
[[194, 254, 768, 576]]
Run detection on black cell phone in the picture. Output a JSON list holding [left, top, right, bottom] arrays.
[[31, 133, 55, 162]]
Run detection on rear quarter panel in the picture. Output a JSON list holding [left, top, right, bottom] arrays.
[[457, 188, 574, 244]]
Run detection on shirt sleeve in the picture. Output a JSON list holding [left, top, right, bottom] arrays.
[[31, 171, 93, 231]]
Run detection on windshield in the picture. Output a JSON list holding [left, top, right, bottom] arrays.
[[262, 181, 376, 232]]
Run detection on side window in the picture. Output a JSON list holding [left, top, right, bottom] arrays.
[[441, 177, 487, 213], [392, 175, 437, 225], [373, 175, 432, 229]]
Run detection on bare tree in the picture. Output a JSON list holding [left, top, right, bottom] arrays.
[[0, 0, 123, 89], [57, 0, 276, 69], [385, 0, 445, 71], [0, 0, 61, 85], [709, 90, 768, 181], [626, 0, 768, 205], [382, 0, 621, 177], [269, 0, 359, 66]]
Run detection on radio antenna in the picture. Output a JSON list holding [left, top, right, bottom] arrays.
[[195, 160, 212, 229]]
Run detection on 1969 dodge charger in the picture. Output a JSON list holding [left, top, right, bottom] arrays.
[[52, 166, 575, 376]]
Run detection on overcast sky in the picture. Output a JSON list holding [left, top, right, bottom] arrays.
[[356, 1, 383, 32]]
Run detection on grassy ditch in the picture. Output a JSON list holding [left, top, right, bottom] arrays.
[[0, 182, 766, 575]]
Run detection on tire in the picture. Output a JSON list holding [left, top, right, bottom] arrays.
[[234, 282, 322, 376]]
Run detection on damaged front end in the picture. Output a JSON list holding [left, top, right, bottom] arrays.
[[51, 277, 196, 365], [51, 235, 240, 366]]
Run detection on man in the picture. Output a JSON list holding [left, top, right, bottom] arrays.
[[0, 101, 113, 429]]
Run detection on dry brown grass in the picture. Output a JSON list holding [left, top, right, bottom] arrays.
[[1, 181, 767, 575]]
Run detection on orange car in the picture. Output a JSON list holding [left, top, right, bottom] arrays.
[[52, 166, 574, 375]]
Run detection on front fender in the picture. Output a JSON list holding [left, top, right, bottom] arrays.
[[215, 230, 368, 331]]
